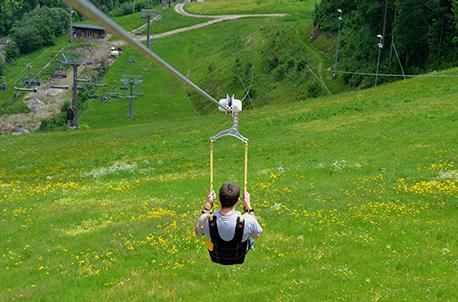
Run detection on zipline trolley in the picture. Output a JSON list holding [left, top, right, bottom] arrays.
[[209, 95, 248, 195]]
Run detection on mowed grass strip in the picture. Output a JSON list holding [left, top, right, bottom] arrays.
[[186, 0, 313, 15], [0, 69, 457, 300]]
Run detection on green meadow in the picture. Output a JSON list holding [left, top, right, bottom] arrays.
[[1, 68, 457, 300], [0, 0, 457, 301]]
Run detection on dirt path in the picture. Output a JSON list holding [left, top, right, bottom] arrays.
[[141, 2, 286, 40], [175, 2, 287, 19]]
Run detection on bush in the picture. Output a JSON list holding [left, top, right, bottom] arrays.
[[5, 40, 20, 61], [307, 82, 322, 98], [40, 101, 71, 131]]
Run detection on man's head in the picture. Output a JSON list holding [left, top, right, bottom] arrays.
[[219, 182, 240, 208]]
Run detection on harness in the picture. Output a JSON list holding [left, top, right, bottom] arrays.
[[206, 215, 248, 265]]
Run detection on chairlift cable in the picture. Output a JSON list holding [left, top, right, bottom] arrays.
[[307, 65, 458, 78], [241, 68, 254, 103]]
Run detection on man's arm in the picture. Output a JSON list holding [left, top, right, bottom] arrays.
[[194, 189, 216, 236], [243, 191, 262, 238]]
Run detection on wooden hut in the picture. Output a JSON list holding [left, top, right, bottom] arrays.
[[72, 24, 107, 40]]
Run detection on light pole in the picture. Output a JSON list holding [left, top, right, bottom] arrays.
[[310, 1, 317, 41], [333, 9, 343, 78], [375, 34, 384, 86]]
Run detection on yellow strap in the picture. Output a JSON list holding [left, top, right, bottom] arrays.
[[205, 238, 214, 251], [244, 141, 248, 192], [210, 140, 214, 191]]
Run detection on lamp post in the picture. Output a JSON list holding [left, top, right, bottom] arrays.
[[333, 9, 343, 78], [310, 1, 317, 41], [375, 34, 384, 86]]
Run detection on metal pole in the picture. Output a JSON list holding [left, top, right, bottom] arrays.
[[129, 80, 134, 119], [310, 1, 316, 41], [375, 35, 384, 86], [146, 16, 151, 49], [72, 64, 79, 128], [375, 47, 382, 86], [333, 9, 343, 77]]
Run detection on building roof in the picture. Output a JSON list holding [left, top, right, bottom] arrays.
[[72, 24, 106, 31]]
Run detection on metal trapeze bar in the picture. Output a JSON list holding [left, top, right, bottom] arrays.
[[210, 112, 248, 143]]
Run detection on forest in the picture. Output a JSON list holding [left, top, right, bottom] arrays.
[[317, 0, 458, 86]]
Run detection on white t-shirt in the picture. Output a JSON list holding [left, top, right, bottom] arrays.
[[196, 210, 263, 242]]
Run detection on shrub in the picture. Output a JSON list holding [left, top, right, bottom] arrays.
[[40, 101, 71, 131], [5, 40, 20, 61], [307, 83, 322, 98]]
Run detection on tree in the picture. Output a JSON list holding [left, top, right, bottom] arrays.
[[317, 0, 457, 85], [8, 6, 69, 57]]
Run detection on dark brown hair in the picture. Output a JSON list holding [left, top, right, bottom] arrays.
[[219, 182, 240, 208]]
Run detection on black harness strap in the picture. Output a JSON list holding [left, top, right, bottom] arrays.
[[208, 215, 248, 265]]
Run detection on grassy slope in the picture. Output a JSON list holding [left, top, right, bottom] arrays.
[[186, 0, 315, 14], [142, 8, 210, 35], [152, 15, 342, 112], [0, 69, 457, 301], [81, 7, 208, 33], [79, 46, 195, 128], [81, 6, 342, 128]]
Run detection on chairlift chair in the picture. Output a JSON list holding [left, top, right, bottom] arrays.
[[0, 77, 7, 91], [23, 80, 41, 86], [14, 87, 38, 92], [51, 73, 67, 79], [51, 85, 69, 90]]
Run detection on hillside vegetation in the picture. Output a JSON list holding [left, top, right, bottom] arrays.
[[1, 67, 457, 300], [81, 5, 343, 127], [317, 0, 458, 87]]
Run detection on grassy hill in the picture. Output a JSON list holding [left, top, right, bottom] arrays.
[[186, 0, 314, 14], [0, 66, 457, 300], [81, 6, 343, 128]]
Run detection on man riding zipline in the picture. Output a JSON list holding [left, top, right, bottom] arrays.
[[195, 182, 262, 265], [64, 0, 271, 266]]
